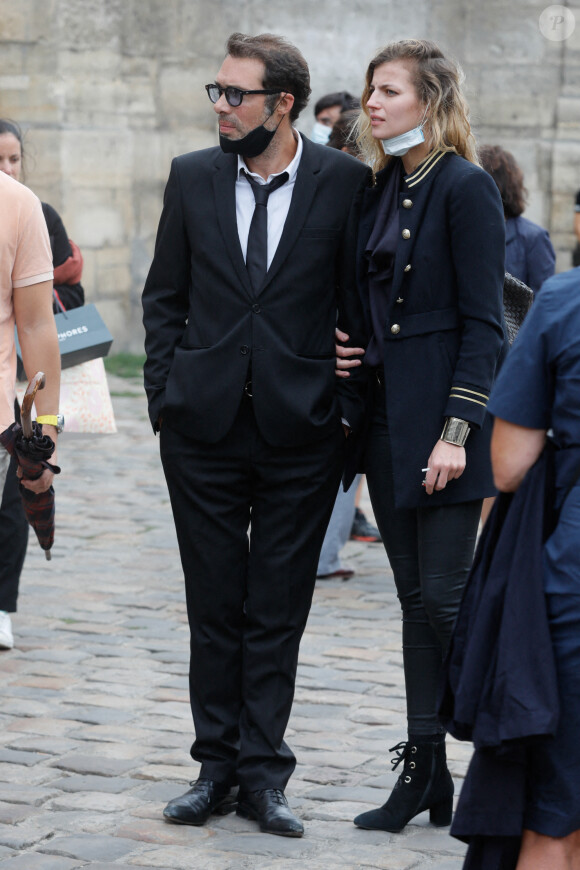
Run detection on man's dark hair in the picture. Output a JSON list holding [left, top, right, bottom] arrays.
[[226, 32, 311, 123], [314, 91, 358, 118]]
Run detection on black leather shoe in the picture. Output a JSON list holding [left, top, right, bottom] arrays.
[[163, 778, 236, 826], [237, 788, 304, 837]]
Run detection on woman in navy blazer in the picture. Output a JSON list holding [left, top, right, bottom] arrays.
[[343, 39, 507, 835]]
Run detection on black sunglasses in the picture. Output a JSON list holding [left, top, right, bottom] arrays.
[[205, 83, 282, 107]]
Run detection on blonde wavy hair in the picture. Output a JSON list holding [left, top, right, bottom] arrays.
[[356, 39, 478, 173]]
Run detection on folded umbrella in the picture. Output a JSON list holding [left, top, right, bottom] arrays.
[[0, 372, 60, 560]]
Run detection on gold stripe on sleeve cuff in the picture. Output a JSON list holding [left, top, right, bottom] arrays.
[[450, 386, 489, 401], [449, 392, 488, 408]]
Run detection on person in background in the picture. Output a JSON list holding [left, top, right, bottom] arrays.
[[0, 168, 61, 650], [327, 107, 360, 154], [311, 90, 358, 144], [479, 144, 555, 295], [317, 108, 380, 580], [477, 144, 556, 526], [0, 119, 79, 649], [327, 108, 382, 545], [475, 267, 580, 869], [316, 487, 357, 579], [0, 121, 85, 312], [330, 109, 382, 544], [340, 38, 506, 835]]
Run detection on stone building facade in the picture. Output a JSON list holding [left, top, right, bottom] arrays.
[[1, 0, 579, 349]]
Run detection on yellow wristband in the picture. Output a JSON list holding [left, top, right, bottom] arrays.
[[36, 414, 64, 433]]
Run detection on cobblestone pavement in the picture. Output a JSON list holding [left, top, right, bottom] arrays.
[[0, 376, 472, 869]]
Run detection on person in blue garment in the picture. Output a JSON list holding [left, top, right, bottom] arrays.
[[479, 145, 555, 295], [485, 266, 580, 869]]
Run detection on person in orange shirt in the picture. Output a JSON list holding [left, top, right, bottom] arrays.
[[0, 168, 61, 650]]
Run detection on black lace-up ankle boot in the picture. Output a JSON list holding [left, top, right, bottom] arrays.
[[353, 736, 454, 833]]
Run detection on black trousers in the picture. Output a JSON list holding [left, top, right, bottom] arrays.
[[366, 383, 481, 737], [160, 394, 346, 790], [0, 400, 29, 612]]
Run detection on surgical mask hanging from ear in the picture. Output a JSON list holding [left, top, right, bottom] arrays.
[[220, 122, 279, 158], [311, 122, 331, 145], [381, 107, 429, 157], [219, 98, 285, 158]]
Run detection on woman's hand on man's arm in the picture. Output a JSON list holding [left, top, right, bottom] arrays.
[[335, 327, 365, 379]]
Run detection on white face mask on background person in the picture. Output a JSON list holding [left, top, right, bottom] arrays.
[[311, 121, 332, 145]]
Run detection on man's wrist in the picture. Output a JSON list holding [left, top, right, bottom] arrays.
[[440, 416, 470, 447]]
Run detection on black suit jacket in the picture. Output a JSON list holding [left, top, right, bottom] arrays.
[[142, 134, 370, 447]]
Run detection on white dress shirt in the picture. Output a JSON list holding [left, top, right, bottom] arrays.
[[236, 131, 303, 270], [235, 133, 347, 428]]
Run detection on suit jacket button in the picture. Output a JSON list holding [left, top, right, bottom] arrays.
[[240, 345, 249, 355], [402, 198, 413, 209], [402, 228, 411, 239], [252, 304, 261, 313], [390, 324, 401, 335], [404, 264, 412, 272]]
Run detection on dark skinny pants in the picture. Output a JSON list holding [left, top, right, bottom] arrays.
[[366, 384, 481, 737]]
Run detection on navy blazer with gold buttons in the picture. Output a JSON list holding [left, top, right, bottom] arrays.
[[357, 150, 507, 508]]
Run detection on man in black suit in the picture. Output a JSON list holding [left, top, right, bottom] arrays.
[[142, 32, 368, 838]]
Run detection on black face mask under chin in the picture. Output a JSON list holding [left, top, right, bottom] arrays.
[[219, 116, 282, 158]]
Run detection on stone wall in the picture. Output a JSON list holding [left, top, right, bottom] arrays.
[[1, 0, 579, 349]]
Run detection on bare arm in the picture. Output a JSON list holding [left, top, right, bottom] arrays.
[[575, 212, 580, 244], [491, 417, 546, 492], [14, 279, 61, 492]]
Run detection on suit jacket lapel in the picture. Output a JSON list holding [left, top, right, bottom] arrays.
[[259, 134, 319, 296], [212, 151, 254, 299]]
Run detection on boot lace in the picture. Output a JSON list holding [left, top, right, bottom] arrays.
[[389, 741, 416, 772]]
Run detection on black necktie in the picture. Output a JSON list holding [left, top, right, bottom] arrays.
[[242, 170, 289, 292]]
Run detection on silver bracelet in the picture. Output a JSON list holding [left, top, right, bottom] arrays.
[[441, 416, 470, 447]]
